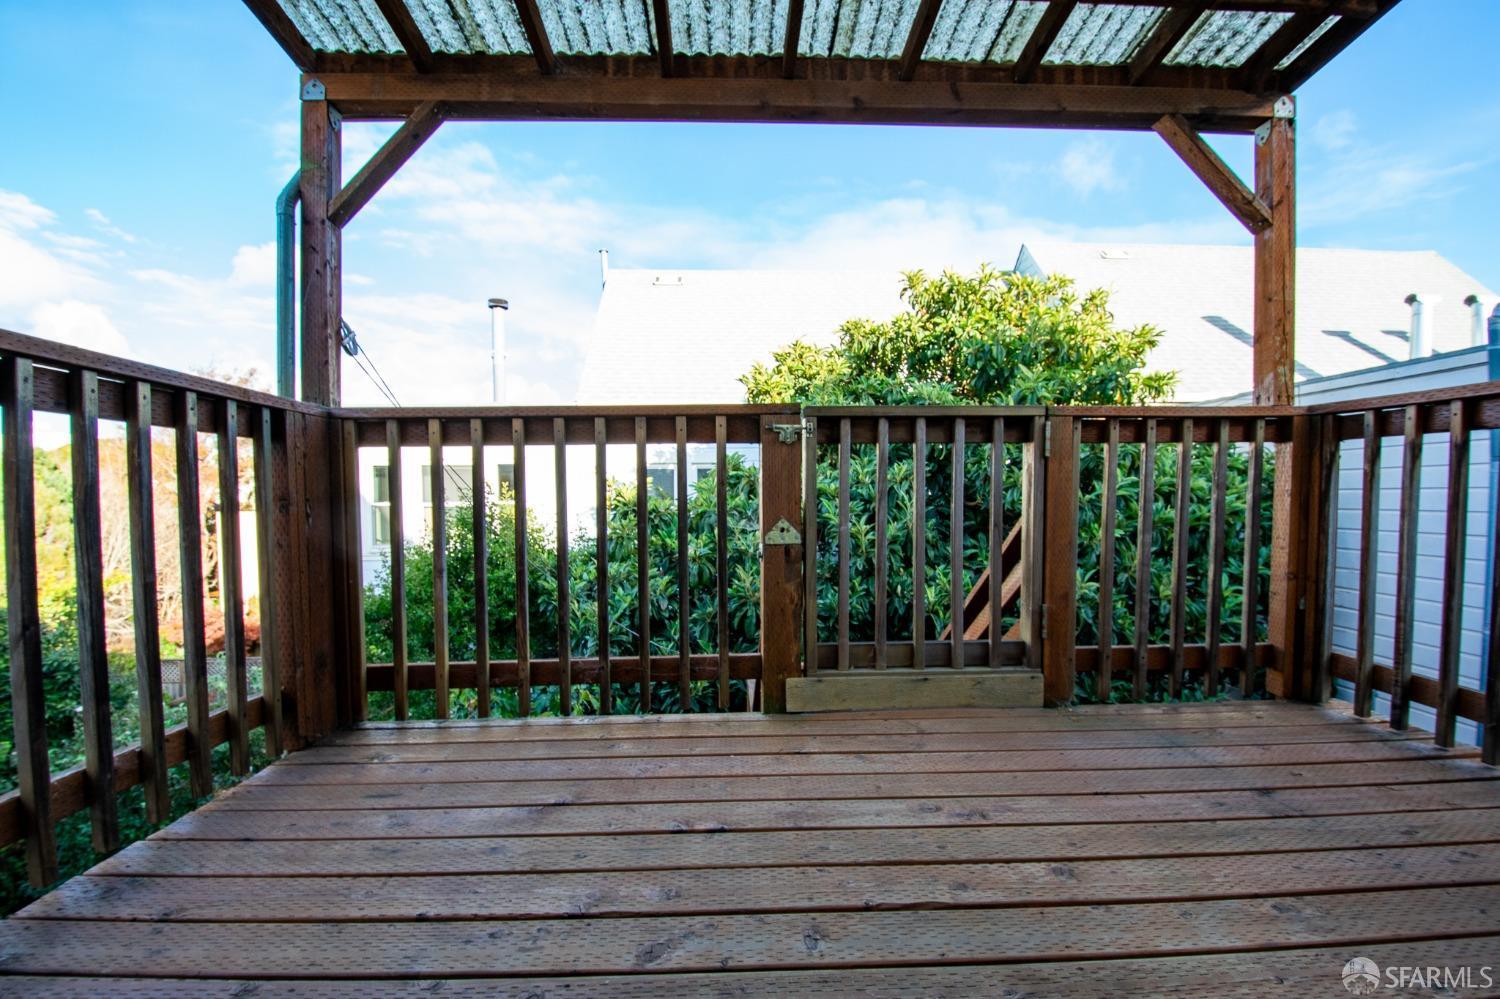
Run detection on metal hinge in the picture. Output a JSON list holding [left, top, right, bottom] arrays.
[[1040, 604, 1049, 641], [770, 420, 815, 444], [1043, 419, 1053, 458]]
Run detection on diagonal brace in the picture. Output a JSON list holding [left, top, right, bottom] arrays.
[[1152, 113, 1272, 235], [328, 101, 446, 228]]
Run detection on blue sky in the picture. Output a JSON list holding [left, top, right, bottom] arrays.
[[2, 0, 1496, 406]]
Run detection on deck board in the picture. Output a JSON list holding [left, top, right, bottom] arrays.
[[4, 702, 1499, 995]]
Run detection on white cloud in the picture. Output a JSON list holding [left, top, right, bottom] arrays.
[[29, 300, 129, 356], [1310, 109, 1358, 152], [85, 207, 137, 244], [230, 242, 276, 286], [1058, 140, 1124, 198]]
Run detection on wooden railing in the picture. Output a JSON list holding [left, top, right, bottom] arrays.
[[1052, 407, 1296, 703], [1305, 383, 1500, 753], [3, 324, 1498, 891], [802, 408, 1044, 673], [0, 328, 345, 888], [340, 406, 801, 720]]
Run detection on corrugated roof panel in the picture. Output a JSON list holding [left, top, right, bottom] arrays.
[[279, 0, 400, 52], [1166, 9, 1291, 68], [923, 0, 1052, 63], [670, 0, 781, 54], [797, 0, 915, 58], [1044, 3, 1165, 66], [537, 0, 653, 54], [406, 0, 532, 54], [1276, 14, 1338, 70]]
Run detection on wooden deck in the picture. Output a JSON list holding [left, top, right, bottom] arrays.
[[3, 701, 1500, 995]]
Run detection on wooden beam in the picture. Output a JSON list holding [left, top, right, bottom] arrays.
[[513, 0, 555, 75], [1237, 10, 1325, 92], [898, 0, 945, 82], [1013, 0, 1078, 85], [317, 72, 1279, 133], [1041, 416, 1081, 706], [759, 414, 804, 712], [1278, 0, 1398, 92], [299, 98, 342, 406], [328, 101, 445, 228], [241, 0, 316, 70], [1253, 112, 1296, 404], [373, 0, 435, 73], [1152, 113, 1271, 233], [1128, 5, 1203, 85], [651, 0, 674, 78], [782, 0, 806, 79]]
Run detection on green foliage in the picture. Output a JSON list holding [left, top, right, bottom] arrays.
[[741, 269, 1177, 406], [364, 459, 762, 720]]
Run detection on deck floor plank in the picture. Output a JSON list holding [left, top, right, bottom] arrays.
[[5, 702, 1499, 994]]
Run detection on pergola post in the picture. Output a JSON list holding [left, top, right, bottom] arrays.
[[300, 89, 342, 407], [1253, 104, 1320, 702]]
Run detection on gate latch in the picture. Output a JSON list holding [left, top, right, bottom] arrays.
[[770, 421, 814, 444], [764, 518, 802, 545]]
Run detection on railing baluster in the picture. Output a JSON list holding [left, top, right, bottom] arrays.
[[219, 400, 250, 773], [69, 369, 118, 852], [1240, 418, 1264, 696], [4, 356, 57, 885], [342, 418, 366, 724], [512, 418, 530, 716], [1168, 417, 1193, 697], [950, 417, 965, 669], [803, 415, 818, 675], [428, 419, 449, 719], [1487, 437, 1500, 764], [1205, 419, 1230, 697], [386, 419, 408, 720], [1353, 410, 1382, 718], [1021, 417, 1044, 672], [554, 417, 571, 716], [1133, 418, 1157, 700], [1436, 400, 1470, 748], [595, 417, 610, 715], [715, 415, 729, 710], [1390, 405, 1422, 730], [471, 418, 490, 719], [635, 417, 650, 710], [874, 417, 889, 669], [1097, 418, 1119, 697], [175, 390, 212, 798], [837, 417, 852, 671], [912, 416, 927, 669], [988, 417, 1005, 669], [675, 415, 690, 707], [252, 406, 281, 755]]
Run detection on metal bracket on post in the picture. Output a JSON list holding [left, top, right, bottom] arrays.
[[1273, 95, 1295, 119], [1043, 419, 1053, 458], [764, 518, 802, 546], [301, 78, 326, 101]]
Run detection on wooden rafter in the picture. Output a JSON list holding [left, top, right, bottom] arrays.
[[514, 0, 556, 75], [1152, 113, 1271, 233], [1238, 10, 1325, 91], [328, 101, 446, 228], [897, 0, 946, 82], [240, 0, 316, 70], [652, 0, 674, 78], [1127, 4, 1203, 85], [1278, 0, 1396, 91], [314, 72, 1280, 132], [373, 0, 435, 74], [1012, 0, 1078, 85], [783, 0, 806, 78]]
